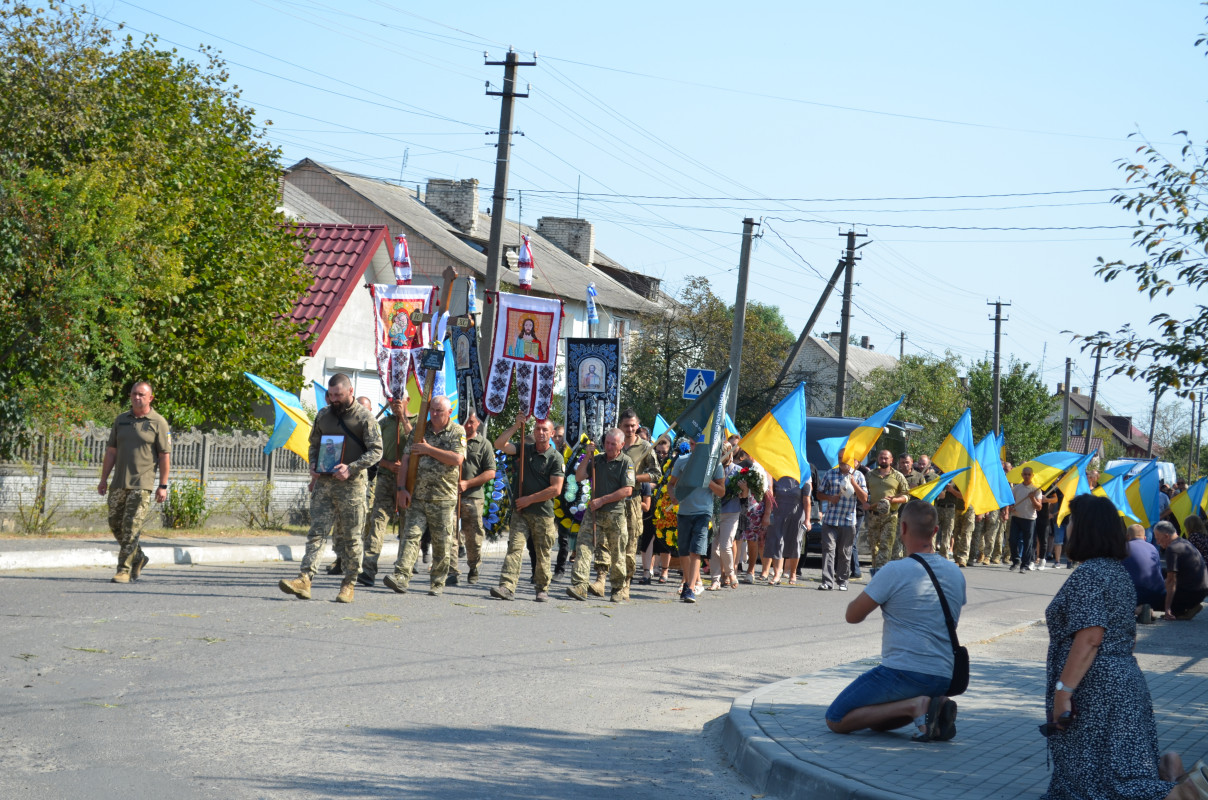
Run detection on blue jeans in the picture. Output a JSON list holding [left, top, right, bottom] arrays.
[[1010, 517, 1035, 566], [826, 665, 951, 724]]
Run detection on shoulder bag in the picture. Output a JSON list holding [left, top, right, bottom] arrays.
[[909, 553, 970, 696]]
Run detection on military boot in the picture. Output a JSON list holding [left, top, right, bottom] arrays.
[[566, 584, 587, 601], [588, 573, 607, 597], [130, 550, 150, 581], [467, 565, 479, 584], [336, 580, 355, 604], [278, 574, 312, 599], [111, 571, 131, 584]]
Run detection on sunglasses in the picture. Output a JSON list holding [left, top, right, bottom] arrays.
[[1038, 710, 1075, 738]]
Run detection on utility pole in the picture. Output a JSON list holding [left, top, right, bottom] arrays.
[[727, 218, 758, 419], [834, 229, 867, 416], [987, 299, 1011, 437], [1084, 347, 1102, 457], [1190, 397, 1198, 479], [899, 331, 906, 360], [478, 47, 536, 382], [1195, 395, 1204, 476], [1146, 376, 1163, 459], [1061, 358, 1072, 451]]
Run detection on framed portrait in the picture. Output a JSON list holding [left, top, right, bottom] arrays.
[[577, 357, 605, 393], [503, 308, 554, 363], [316, 435, 345, 474]]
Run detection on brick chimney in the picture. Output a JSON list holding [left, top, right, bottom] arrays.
[[860, 335, 871, 349], [424, 178, 479, 235], [537, 217, 595, 265], [1057, 382, 1065, 394], [1071, 387, 1081, 395]]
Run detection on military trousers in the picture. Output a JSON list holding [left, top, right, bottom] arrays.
[[570, 508, 628, 591], [361, 469, 399, 579], [623, 496, 643, 581], [300, 473, 367, 579], [107, 487, 153, 573], [451, 496, 485, 578], [867, 510, 900, 570], [951, 507, 976, 564], [392, 499, 456, 590], [935, 505, 956, 556], [498, 511, 556, 594]]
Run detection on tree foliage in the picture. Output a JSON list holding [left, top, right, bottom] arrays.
[[848, 353, 967, 457], [967, 359, 1060, 463], [621, 276, 795, 433], [0, 1, 311, 446], [1077, 21, 1208, 399]]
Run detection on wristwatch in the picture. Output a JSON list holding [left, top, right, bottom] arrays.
[[158, 484, 168, 490], [1055, 680, 1075, 693]]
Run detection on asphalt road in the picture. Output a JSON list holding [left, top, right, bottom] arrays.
[[0, 557, 1067, 799]]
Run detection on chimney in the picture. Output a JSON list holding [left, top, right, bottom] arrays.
[[424, 178, 479, 235], [860, 335, 871, 349], [1057, 382, 1065, 394], [536, 217, 595, 265], [829, 331, 843, 342], [1071, 387, 1081, 395]]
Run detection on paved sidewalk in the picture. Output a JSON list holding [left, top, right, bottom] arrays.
[[0, 534, 506, 571], [724, 654, 1208, 800]]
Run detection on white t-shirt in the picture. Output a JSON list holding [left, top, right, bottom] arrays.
[[1011, 483, 1041, 520], [865, 553, 966, 679]]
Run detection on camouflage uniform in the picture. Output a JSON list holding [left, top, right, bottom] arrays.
[[299, 402, 383, 580], [104, 408, 171, 576], [451, 432, 496, 580], [570, 451, 636, 594], [933, 483, 963, 558], [891, 468, 936, 559], [951, 507, 976, 566], [361, 412, 405, 580], [991, 507, 1011, 563], [865, 468, 910, 570], [388, 421, 467, 592], [622, 438, 661, 582], [497, 438, 563, 595]]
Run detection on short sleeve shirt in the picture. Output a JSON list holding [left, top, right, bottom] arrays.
[[1165, 537, 1208, 593], [866, 468, 910, 508], [512, 440, 564, 517], [406, 422, 467, 503], [866, 553, 967, 678], [671, 458, 724, 516], [819, 467, 865, 527], [461, 434, 497, 500], [592, 452, 636, 516], [1011, 483, 1042, 520], [624, 439, 662, 483], [107, 410, 172, 490]]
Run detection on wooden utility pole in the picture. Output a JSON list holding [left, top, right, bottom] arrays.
[[478, 48, 536, 382], [834, 229, 867, 416], [987, 299, 1011, 437], [1084, 347, 1102, 457], [1060, 358, 1072, 451], [726, 218, 758, 419]]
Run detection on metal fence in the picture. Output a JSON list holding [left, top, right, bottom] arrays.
[[0, 424, 312, 531]]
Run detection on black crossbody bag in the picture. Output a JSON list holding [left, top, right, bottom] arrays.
[[909, 554, 969, 696]]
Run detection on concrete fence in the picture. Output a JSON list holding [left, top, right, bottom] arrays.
[[0, 424, 313, 532]]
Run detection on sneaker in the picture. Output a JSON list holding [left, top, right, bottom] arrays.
[[1027, 563, 1036, 571], [446, 573, 460, 587], [837, 582, 849, 591], [356, 572, 375, 587], [535, 591, 549, 602], [489, 585, 515, 601], [566, 584, 587, 601], [383, 574, 408, 594], [682, 588, 697, 604], [130, 551, 150, 581], [336, 582, 355, 604], [640, 574, 652, 586], [279, 574, 311, 599], [817, 583, 833, 591], [1009, 563, 1018, 572], [111, 571, 131, 584], [741, 573, 754, 584], [1038, 560, 1047, 571], [467, 566, 479, 584]]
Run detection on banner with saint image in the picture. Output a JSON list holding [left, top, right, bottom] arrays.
[[369, 284, 437, 401], [564, 338, 620, 443], [484, 291, 563, 419]]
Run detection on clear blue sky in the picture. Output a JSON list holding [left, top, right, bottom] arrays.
[[89, 0, 1208, 431]]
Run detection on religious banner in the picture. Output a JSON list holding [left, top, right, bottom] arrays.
[[369, 284, 437, 401], [484, 291, 563, 419], [448, 319, 486, 424], [564, 337, 620, 443]]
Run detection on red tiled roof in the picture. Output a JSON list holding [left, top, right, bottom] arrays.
[[1066, 436, 1103, 457], [290, 223, 389, 356]]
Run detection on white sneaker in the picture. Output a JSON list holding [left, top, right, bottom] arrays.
[[1027, 563, 1036, 571], [1038, 560, 1047, 570]]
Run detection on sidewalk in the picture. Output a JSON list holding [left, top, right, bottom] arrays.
[[724, 649, 1208, 800], [0, 534, 507, 571]]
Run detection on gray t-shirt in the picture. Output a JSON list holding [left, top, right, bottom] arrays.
[[671, 458, 724, 517], [865, 553, 966, 679]]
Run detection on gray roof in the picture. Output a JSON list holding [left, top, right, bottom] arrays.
[[279, 181, 349, 224], [809, 337, 899, 379], [286, 160, 660, 316]]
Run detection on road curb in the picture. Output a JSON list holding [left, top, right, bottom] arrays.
[[0, 539, 508, 571]]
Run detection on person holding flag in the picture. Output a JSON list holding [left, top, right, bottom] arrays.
[[817, 448, 869, 591], [668, 436, 726, 603], [865, 450, 911, 573], [619, 409, 662, 590], [566, 429, 635, 603]]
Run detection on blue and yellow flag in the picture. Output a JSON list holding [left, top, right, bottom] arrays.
[[1096, 462, 1134, 487], [1093, 473, 1142, 524], [1052, 452, 1096, 525], [974, 432, 1015, 512], [670, 368, 732, 493], [818, 436, 848, 470], [652, 414, 673, 441], [724, 413, 740, 439], [1123, 461, 1161, 528], [1171, 477, 1208, 526], [245, 373, 312, 463], [1007, 451, 1083, 491], [933, 409, 974, 475], [842, 395, 903, 466], [910, 467, 970, 503], [740, 382, 809, 484], [443, 342, 459, 419]]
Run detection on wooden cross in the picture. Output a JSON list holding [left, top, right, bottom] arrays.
[[405, 265, 458, 494]]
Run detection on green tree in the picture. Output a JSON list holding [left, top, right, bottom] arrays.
[[0, 1, 311, 447], [848, 353, 967, 457], [967, 359, 1060, 463], [1163, 432, 1203, 481], [1077, 22, 1208, 399]]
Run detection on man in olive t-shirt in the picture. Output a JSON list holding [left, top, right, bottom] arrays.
[[453, 411, 497, 585], [98, 380, 171, 584], [490, 413, 564, 601]]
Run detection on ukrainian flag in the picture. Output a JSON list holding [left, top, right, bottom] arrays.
[[1052, 452, 1096, 525], [817, 436, 848, 470], [842, 395, 903, 466], [244, 372, 312, 463], [1123, 462, 1161, 528], [740, 382, 810, 484], [652, 414, 673, 441], [910, 467, 970, 503], [1096, 462, 1134, 487], [724, 414, 740, 439], [974, 432, 1015, 513], [1007, 451, 1083, 491], [1093, 472, 1142, 524], [931, 411, 1004, 514], [1171, 477, 1208, 526], [933, 409, 974, 474]]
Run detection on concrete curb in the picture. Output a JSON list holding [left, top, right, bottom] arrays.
[[0, 539, 508, 571], [723, 678, 916, 800]]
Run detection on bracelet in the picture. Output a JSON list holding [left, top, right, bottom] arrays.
[[158, 484, 168, 490], [1055, 680, 1076, 693]]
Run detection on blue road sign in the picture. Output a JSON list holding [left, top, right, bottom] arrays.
[[683, 368, 716, 400]]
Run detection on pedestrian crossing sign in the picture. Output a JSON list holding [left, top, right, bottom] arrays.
[[683, 368, 716, 400]]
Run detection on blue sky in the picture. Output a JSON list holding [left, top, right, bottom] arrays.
[[89, 0, 1208, 429]]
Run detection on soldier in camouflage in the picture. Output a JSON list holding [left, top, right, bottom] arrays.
[[98, 380, 171, 584], [933, 479, 965, 559], [279, 373, 383, 604], [451, 411, 496, 585], [358, 394, 411, 585], [566, 429, 635, 602], [489, 413, 564, 602], [864, 450, 911, 572], [891, 454, 935, 560], [384, 395, 466, 597], [619, 409, 661, 588]]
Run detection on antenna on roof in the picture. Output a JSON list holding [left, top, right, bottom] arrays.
[[398, 148, 409, 184]]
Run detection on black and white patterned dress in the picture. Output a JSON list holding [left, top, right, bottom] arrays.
[[1043, 557, 1176, 800]]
